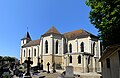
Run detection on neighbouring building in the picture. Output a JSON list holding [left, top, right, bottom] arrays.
[[99, 44, 120, 78], [20, 26, 101, 73]]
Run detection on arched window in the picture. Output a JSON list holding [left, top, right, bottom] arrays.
[[29, 49, 30, 57], [45, 40, 48, 53], [34, 49, 36, 57], [91, 43, 93, 53], [56, 40, 58, 54], [69, 43, 72, 53], [24, 50, 25, 57], [70, 55, 72, 63], [78, 55, 81, 64], [81, 42, 84, 52], [93, 42, 95, 55]]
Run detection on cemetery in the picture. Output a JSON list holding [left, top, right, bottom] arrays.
[[0, 57, 101, 78]]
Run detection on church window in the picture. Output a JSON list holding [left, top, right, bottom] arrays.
[[29, 49, 30, 57], [106, 58, 110, 68], [24, 50, 25, 57], [69, 43, 72, 53], [56, 40, 58, 54], [45, 40, 48, 53], [78, 55, 81, 64], [70, 55, 72, 63], [81, 42, 84, 52], [34, 49, 36, 57], [93, 42, 95, 55], [23, 40, 24, 44]]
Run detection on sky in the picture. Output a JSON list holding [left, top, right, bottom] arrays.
[[0, 0, 98, 59]]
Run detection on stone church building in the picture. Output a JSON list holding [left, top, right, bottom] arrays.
[[20, 26, 101, 73]]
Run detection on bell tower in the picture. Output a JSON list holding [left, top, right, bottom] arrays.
[[21, 32, 31, 47]]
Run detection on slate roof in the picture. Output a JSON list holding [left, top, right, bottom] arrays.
[[99, 44, 120, 62], [64, 29, 98, 40], [21, 32, 31, 40], [22, 39, 40, 47], [42, 26, 61, 36]]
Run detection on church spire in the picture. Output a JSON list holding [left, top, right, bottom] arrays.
[[21, 31, 31, 46], [22, 32, 31, 40]]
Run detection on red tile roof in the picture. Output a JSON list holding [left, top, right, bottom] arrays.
[[43, 26, 61, 36], [64, 29, 96, 40], [22, 39, 40, 47]]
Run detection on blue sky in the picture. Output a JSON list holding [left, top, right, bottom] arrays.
[[0, 0, 98, 59]]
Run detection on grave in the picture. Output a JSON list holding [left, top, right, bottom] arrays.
[[64, 66, 74, 78], [47, 62, 50, 73], [24, 57, 33, 78]]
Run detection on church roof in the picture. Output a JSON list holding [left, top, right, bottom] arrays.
[[21, 32, 31, 40], [64, 29, 98, 40], [43, 26, 61, 36], [22, 39, 40, 47]]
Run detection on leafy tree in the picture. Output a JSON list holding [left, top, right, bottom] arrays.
[[86, 0, 120, 48], [3, 56, 15, 62]]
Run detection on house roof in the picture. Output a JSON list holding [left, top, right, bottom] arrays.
[[22, 39, 40, 47], [43, 26, 61, 36], [99, 44, 120, 62], [21, 32, 31, 40], [64, 29, 98, 40]]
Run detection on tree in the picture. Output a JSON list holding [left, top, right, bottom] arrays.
[[86, 0, 120, 48]]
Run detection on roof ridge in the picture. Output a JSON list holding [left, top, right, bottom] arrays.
[[64, 29, 86, 34]]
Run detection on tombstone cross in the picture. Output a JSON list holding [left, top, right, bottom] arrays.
[[25, 57, 33, 76], [47, 62, 50, 73]]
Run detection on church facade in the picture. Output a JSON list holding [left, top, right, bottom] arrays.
[[20, 26, 101, 73]]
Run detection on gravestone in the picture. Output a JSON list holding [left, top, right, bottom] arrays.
[[37, 57, 40, 70], [52, 62, 56, 73], [24, 57, 33, 78], [47, 62, 50, 73], [40, 60, 43, 70], [65, 66, 74, 78]]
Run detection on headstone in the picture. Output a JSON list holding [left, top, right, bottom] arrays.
[[47, 62, 50, 73], [52, 62, 56, 73], [37, 57, 40, 70], [40, 60, 43, 70], [65, 66, 74, 78], [24, 57, 33, 78]]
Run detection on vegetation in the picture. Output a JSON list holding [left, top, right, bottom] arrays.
[[0, 56, 19, 76], [86, 0, 120, 48]]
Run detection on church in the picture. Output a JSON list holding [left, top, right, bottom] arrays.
[[20, 26, 101, 73]]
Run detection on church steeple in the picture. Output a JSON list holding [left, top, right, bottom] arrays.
[[21, 32, 31, 46], [22, 32, 31, 40]]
